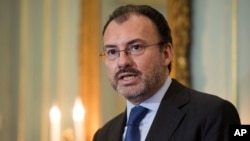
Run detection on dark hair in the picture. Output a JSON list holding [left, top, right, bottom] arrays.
[[103, 4, 172, 72]]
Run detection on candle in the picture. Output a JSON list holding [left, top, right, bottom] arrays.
[[50, 105, 61, 141], [73, 98, 85, 141]]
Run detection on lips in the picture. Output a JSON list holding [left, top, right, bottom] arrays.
[[118, 72, 137, 80], [115, 68, 141, 83]]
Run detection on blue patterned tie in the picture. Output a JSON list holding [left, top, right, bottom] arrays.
[[124, 106, 149, 141]]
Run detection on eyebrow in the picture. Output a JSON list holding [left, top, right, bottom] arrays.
[[103, 38, 146, 48], [103, 44, 117, 48], [127, 39, 145, 45]]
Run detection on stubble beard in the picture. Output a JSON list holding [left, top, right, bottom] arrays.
[[110, 62, 167, 104]]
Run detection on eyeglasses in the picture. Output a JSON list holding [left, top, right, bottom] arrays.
[[100, 42, 165, 61]]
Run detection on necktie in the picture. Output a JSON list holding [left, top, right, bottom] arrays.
[[124, 106, 149, 141]]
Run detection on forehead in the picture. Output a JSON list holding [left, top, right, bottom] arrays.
[[103, 14, 160, 45]]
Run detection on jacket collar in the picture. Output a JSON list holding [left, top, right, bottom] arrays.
[[145, 79, 190, 141]]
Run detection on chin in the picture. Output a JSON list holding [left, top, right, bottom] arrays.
[[118, 87, 145, 99]]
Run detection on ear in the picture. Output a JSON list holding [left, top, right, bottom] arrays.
[[162, 43, 173, 66]]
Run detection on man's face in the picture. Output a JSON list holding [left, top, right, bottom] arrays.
[[103, 14, 172, 104]]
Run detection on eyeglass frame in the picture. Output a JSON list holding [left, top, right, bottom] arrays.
[[99, 42, 165, 61]]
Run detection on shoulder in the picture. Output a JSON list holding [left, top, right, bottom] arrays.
[[170, 79, 240, 122], [194, 90, 240, 122], [187, 86, 236, 114], [189, 88, 231, 108], [170, 79, 237, 110], [165, 80, 240, 140]]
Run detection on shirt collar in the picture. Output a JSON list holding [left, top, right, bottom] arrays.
[[126, 77, 172, 117]]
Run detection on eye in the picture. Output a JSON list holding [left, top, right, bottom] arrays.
[[106, 48, 118, 56], [130, 44, 144, 51]]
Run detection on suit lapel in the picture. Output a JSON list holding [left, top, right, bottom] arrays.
[[109, 112, 127, 141], [145, 79, 190, 141]]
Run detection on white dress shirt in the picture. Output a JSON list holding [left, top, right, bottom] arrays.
[[123, 77, 172, 141]]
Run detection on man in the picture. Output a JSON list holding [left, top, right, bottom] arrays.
[[94, 4, 240, 141]]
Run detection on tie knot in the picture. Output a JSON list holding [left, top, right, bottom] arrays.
[[127, 106, 148, 126]]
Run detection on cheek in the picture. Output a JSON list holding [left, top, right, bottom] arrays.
[[135, 52, 166, 74], [135, 56, 159, 72], [105, 62, 116, 78]]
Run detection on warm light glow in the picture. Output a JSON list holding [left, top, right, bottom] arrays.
[[49, 105, 61, 141], [50, 105, 61, 123], [73, 98, 85, 122]]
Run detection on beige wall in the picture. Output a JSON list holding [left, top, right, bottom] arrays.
[[191, 0, 250, 124], [0, 0, 80, 140]]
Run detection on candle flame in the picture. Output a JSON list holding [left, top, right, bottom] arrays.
[[73, 98, 85, 122], [50, 105, 61, 122]]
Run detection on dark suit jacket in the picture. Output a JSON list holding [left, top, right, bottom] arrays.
[[93, 79, 240, 141]]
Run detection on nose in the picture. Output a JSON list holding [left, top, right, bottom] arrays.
[[117, 51, 133, 68]]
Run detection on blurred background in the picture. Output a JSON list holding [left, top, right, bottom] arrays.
[[0, 0, 249, 141]]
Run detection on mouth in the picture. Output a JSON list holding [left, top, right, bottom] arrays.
[[114, 68, 141, 85], [118, 73, 138, 81]]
